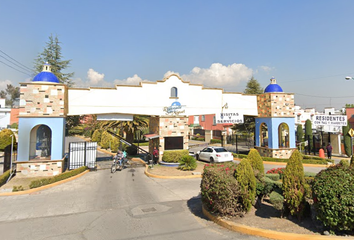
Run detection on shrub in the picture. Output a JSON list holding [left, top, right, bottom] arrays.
[[10, 123, 18, 129], [0, 170, 10, 187], [201, 162, 245, 216], [339, 159, 350, 168], [178, 155, 197, 171], [313, 164, 354, 232], [265, 173, 280, 182], [100, 131, 112, 149], [282, 150, 306, 219], [111, 137, 119, 153], [68, 126, 84, 136], [162, 150, 189, 163], [247, 149, 264, 179], [91, 130, 101, 143], [29, 166, 88, 189], [0, 129, 14, 151], [233, 153, 248, 159], [235, 159, 256, 212], [210, 139, 221, 144], [12, 185, 24, 192], [269, 191, 284, 211], [83, 128, 92, 138], [266, 167, 285, 178]]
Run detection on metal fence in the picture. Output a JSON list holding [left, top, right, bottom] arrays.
[[226, 134, 254, 153], [68, 142, 97, 170]]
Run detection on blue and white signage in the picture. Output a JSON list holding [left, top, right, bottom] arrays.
[[313, 115, 347, 126], [163, 101, 185, 115], [216, 112, 244, 124]]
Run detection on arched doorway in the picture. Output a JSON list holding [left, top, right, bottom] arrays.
[[260, 122, 268, 147], [278, 123, 289, 148], [29, 125, 52, 160]]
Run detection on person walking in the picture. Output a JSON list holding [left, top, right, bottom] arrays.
[[326, 143, 332, 159]]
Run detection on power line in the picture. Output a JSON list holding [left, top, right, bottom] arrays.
[[295, 93, 354, 99], [0, 60, 32, 76], [0, 50, 33, 72]]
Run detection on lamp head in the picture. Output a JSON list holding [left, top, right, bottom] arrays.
[[345, 76, 352, 80]]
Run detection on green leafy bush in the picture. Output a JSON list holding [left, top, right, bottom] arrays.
[[313, 164, 354, 232], [29, 166, 88, 189], [111, 137, 119, 153], [265, 173, 280, 182], [68, 126, 84, 136], [201, 162, 245, 216], [91, 130, 101, 143], [282, 150, 306, 219], [210, 139, 221, 144], [0, 170, 10, 187], [10, 123, 18, 129], [162, 150, 189, 163], [12, 185, 24, 192], [178, 155, 197, 171], [339, 159, 350, 168], [235, 159, 256, 211], [100, 131, 112, 149], [247, 149, 264, 179], [269, 191, 284, 211], [233, 153, 248, 159], [0, 129, 14, 151]]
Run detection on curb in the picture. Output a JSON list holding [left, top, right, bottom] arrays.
[[202, 205, 351, 240], [0, 170, 90, 196]]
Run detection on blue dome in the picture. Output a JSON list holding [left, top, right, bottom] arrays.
[[171, 101, 181, 106], [32, 63, 60, 83], [33, 71, 60, 83], [264, 77, 283, 93]]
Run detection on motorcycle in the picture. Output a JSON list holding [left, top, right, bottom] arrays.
[[111, 155, 128, 173]]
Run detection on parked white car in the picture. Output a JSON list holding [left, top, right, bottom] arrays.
[[195, 147, 234, 163]]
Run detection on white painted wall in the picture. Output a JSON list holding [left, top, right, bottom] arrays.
[[68, 75, 258, 117]]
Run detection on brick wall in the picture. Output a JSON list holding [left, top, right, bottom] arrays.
[[255, 147, 295, 159], [258, 93, 294, 118], [16, 159, 64, 177], [19, 83, 68, 117]]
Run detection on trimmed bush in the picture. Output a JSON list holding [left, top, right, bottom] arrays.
[[265, 173, 280, 182], [247, 149, 264, 179], [313, 164, 354, 232], [270, 191, 284, 211], [0, 170, 11, 187], [210, 139, 221, 144], [233, 153, 248, 159], [91, 130, 101, 143], [162, 150, 189, 163], [111, 137, 119, 152], [235, 159, 256, 212], [178, 155, 197, 171], [201, 162, 245, 216], [29, 166, 88, 189], [100, 131, 112, 149], [339, 159, 350, 168], [68, 126, 84, 136], [0, 129, 14, 151], [282, 150, 306, 219]]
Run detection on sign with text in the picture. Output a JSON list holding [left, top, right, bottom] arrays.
[[216, 112, 244, 124], [313, 115, 347, 126]]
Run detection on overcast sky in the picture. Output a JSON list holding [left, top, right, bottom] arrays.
[[1, 0, 354, 111]]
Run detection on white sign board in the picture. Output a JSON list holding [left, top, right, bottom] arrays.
[[216, 112, 244, 124], [313, 115, 347, 126]]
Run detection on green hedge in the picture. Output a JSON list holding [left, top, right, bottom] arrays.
[[29, 166, 88, 189], [265, 173, 280, 182], [162, 150, 189, 163], [0, 170, 10, 187], [210, 139, 221, 144], [232, 153, 248, 159]]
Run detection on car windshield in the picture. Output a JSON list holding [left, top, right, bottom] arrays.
[[214, 148, 227, 153]]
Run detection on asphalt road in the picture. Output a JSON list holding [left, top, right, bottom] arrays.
[[0, 167, 265, 240]]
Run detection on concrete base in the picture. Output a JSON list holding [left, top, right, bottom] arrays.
[[16, 159, 64, 178], [255, 147, 296, 159]]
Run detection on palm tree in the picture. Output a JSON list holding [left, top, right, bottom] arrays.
[[100, 116, 149, 144]]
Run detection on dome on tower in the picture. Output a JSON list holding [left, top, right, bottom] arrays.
[[264, 77, 283, 93], [32, 63, 60, 83]]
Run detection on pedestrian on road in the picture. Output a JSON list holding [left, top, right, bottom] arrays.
[[326, 142, 332, 159], [153, 147, 159, 164]]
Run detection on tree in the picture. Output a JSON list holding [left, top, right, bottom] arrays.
[[34, 34, 74, 86], [231, 116, 255, 135], [243, 76, 263, 94], [304, 119, 313, 153], [343, 121, 351, 157], [0, 84, 20, 107], [296, 124, 303, 142]]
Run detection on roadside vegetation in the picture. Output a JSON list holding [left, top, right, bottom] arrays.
[[201, 149, 354, 236]]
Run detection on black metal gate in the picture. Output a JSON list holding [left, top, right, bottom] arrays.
[[3, 144, 17, 173], [226, 134, 254, 153], [68, 142, 97, 170]]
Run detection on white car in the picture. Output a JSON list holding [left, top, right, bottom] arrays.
[[195, 147, 234, 163]]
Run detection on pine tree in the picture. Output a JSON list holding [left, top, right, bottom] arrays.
[[34, 34, 74, 86], [343, 121, 351, 157], [296, 124, 303, 142], [305, 119, 313, 153], [244, 76, 264, 94]]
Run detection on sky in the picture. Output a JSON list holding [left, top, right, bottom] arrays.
[[1, 0, 354, 111]]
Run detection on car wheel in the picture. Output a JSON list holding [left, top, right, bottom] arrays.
[[210, 157, 215, 163]]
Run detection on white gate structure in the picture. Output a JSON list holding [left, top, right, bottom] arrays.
[[68, 142, 97, 170]]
